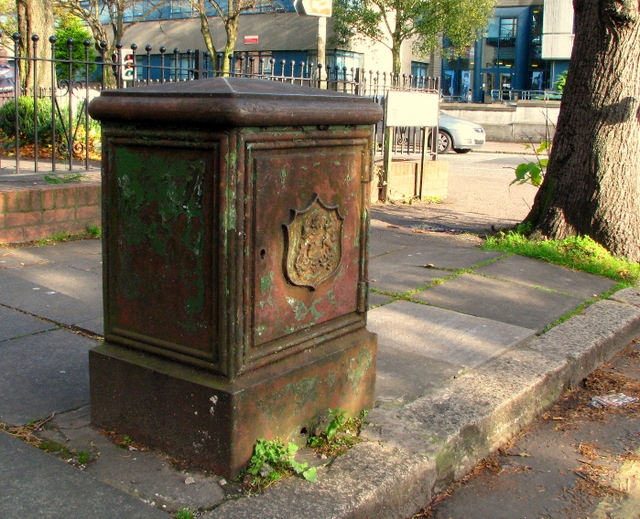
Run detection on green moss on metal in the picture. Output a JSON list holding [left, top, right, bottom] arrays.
[[347, 347, 373, 391], [286, 296, 325, 322], [114, 147, 206, 319], [223, 149, 238, 236], [259, 272, 275, 308], [260, 271, 274, 296], [255, 376, 320, 419]]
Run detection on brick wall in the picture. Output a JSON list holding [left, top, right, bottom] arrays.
[[0, 181, 101, 244]]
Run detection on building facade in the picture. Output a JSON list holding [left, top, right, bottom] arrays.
[[116, 2, 435, 83], [442, 0, 573, 102]]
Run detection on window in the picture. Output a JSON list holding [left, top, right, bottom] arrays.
[[411, 61, 428, 78], [169, 0, 197, 18], [499, 18, 517, 46]]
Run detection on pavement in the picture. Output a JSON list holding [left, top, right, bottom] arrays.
[[1, 143, 640, 519]]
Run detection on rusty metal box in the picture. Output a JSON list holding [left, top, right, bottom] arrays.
[[88, 78, 382, 477]]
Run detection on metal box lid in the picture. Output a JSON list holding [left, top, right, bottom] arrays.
[[89, 77, 383, 127]]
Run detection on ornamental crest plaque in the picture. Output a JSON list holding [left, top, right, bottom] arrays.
[[283, 193, 343, 289]]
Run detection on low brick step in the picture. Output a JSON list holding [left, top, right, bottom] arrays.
[[0, 181, 101, 244]]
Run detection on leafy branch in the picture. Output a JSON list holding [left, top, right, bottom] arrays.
[[512, 141, 550, 187]]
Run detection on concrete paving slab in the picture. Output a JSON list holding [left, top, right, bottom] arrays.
[[371, 202, 508, 235], [376, 344, 463, 405], [412, 272, 584, 330], [0, 241, 102, 271], [368, 300, 534, 369], [0, 431, 170, 519], [474, 254, 616, 298], [0, 246, 49, 268], [75, 316, 104, 336], [34, 406, 228, 514], [0, 329, 96, 426], [18, 239, 103, 271], [0, 264, 102, 326], [368, 291, 393, 308], [368, 235, 407, 258], [382, 244, 505, 270], [369, 260, 450, 294], [369, 220, 485, 250], [0, 304, 56, 341]]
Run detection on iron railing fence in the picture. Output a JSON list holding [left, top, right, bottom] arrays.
[[0, 32, 440, 174]]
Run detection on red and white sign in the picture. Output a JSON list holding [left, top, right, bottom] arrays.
[[244, 35, 259, 45]]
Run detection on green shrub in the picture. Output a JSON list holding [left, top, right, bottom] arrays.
[[0, 97, 100, 160], [0, 96, 63, 146], [54, 14, 97, 82]]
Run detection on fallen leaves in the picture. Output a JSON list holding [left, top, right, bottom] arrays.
[[0, 413, 55, 447]]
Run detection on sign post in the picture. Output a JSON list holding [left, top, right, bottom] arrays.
[[382, 91, 440, 200], [295, 0, 333, 81]]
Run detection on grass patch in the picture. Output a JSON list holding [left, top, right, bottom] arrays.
[[483, 229, 640, 284], [43, 173, 90, 184]]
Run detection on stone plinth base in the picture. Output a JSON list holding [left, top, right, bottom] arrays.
[[382, 160, 449, 202], [89, 328, 377, 479]]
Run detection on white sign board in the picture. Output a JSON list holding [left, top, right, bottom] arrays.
[[385, 91, 439, 127]]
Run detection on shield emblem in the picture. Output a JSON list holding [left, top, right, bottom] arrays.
[[283, 193, 343, 289]]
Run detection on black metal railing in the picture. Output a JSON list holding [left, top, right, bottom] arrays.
[[0, 32, 440, 174]]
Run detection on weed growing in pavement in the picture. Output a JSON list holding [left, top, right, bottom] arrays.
[[0, 415, 93, 467], [307, 408, 368, 457], [44, 173, 90, 184], [174, 508, 196, 519], [483, 226, 640, 284], [32, 227, 102, 246], [35, 232, 75, 245], [100, 430, 148, 452], [87, 225, 101, 238], [242, 438, 317, 492]]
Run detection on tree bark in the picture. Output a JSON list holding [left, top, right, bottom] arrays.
[[525, 0, 640, 261], [222, 13, 239, 76], [16, 0, 54, 91]]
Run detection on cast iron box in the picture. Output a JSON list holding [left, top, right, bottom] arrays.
[[88, 78, 382, 478]]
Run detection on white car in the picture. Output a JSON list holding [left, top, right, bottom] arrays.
[[437, 111, 485, 154]]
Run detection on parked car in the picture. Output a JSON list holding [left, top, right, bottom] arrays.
[[437, 111, 485, 154]]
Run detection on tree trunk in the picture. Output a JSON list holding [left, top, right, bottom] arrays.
[[525, 0, 640, 261], [222, 14, 239, 76], [16, 0, 54, 92], [391, 38, 402, 76]]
